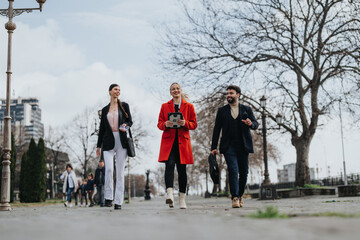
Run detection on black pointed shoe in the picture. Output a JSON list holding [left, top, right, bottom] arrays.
[[114, 204, 121, 210], [104, 199, 113, 207]]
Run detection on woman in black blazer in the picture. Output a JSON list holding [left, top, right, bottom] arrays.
[[96, 84, 132, 210]]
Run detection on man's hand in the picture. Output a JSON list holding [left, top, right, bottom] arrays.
[[242, 118, 252, 127], [211, 149, 218, 155], [96, 148, 101, 157]]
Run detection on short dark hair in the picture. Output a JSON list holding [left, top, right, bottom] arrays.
[[226, 85, 241, 95], [66, 163, 73, 170], [99, 159, 104, 163]]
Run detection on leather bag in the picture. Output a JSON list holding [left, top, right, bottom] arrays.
[[208, 153, 220, 184], [127, 128, 136, 157]]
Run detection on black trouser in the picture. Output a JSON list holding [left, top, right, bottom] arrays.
[[165, 139, 187, 193]]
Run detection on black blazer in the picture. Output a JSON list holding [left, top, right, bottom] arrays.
[[211, 104, 258, 154], [97, 101, 133, 151]]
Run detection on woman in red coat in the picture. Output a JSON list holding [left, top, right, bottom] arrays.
[[158, 82, 197, 209]]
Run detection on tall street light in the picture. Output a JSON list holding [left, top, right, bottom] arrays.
[[259, 95, 282, 199], [339, 101, 348, 186], [0, 0, 46, 211]]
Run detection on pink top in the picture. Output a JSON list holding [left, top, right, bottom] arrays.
[[107, 111, 119, 132]]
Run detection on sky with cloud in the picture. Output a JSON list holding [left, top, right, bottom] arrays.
[[0, 0, 359, 182]]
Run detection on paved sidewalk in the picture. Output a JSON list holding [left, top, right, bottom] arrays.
[[1, 195, 359, 240]]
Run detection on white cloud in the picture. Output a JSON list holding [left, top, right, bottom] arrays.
[[13, 62, 160, 124], [0, 18, 86, 76]]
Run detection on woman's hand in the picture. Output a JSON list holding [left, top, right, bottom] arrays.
[[165, 121, 174, 128], [119, 123, 127, 132], [96, 148, 101, 157], [177, 119, 186, 126]]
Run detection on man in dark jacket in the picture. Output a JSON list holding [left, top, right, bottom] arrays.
[[94, 159, 105, 207], [211, 85, 258, 208]]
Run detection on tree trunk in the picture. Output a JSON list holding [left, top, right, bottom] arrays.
[[293, 138, 312, 187], [212, 184, 218, 194]]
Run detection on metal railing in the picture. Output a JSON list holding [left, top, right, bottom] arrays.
[[247, 173, 360, 190]]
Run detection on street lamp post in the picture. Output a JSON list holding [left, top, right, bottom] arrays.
[[0, 0, 46, 211], [259, 95, 282, 200], [260, 96, 271, 185]]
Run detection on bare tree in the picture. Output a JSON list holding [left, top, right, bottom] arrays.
[[65, 108, 98, 178], [124, 107, 150, 202], [153, 164, 166, 195], [250, 129, 281, 182], [44, 126, 69, 198], [160, 0, 360, 186], [191, 95, 226, 193]]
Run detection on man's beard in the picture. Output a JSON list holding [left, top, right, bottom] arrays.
[[227, 97, 235, 104]]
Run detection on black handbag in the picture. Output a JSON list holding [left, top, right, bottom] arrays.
[[208, 153, 220, 184], [127, 128, 136, 157]]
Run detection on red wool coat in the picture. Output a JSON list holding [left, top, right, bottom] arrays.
[[157, 99, 197, 164]]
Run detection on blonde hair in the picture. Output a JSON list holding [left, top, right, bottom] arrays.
[[170, 82, 189, 101]]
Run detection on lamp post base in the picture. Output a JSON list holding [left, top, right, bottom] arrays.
[[260, 184, 277, 200], [0, 202, 12, 211], [144, 189, 151, 200]]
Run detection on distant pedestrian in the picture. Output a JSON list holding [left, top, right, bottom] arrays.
[[94, 159, 106, 207], [211, 85, 258, 208], [96, 84, 133, 210], [74, 179, 81, 206], [86, 173, 95, 207], [79, 179, 88, 207], [60, 163, 78, 207], [157, 82, 197, 209]]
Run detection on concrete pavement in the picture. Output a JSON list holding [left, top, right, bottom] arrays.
[[0, 195, 359, 240]]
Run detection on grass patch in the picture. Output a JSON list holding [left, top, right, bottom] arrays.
[[310, 212, 360, 218], [248, 206, 288, 219], [248, 206, 360, 219], [292, 184, 330, 190], [11, 199, 64, 208], [303, 184, 322, 189], [215, 191, 230, 197]]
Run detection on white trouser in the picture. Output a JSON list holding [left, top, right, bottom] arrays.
[[103, 132, 128, 205]]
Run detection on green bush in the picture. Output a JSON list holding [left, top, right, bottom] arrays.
[[19, 138, 47, 203]]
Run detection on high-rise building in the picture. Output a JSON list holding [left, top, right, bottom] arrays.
[[0, 97, 44, 144], [277, 163, 316, 183], [277, 163, 296, 183]]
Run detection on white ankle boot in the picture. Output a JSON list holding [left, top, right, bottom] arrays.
[[166, 188, 174, 208], [179, 192, 187, 209]]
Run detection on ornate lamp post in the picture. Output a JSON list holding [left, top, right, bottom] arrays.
[[259, 95, 282, 200], [0, 0, 46, 211], [144, 170, 151, 200]]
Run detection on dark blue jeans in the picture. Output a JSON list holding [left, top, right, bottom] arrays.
[[97, 185, 105, 205], [224, 145, 249, 199], [66, 187, 74, 202]]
